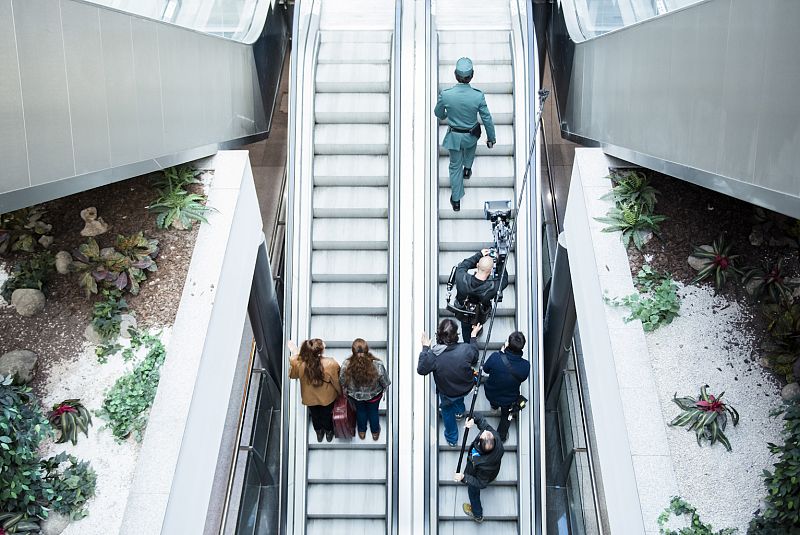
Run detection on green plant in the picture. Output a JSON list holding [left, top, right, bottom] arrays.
[[72, 234, 158, 297], [749, 402, 800, 533], [669, 385, 739, 451], [40, 453, 96, 520], [0, 513, 40, 533], [149, 167, 211, 230], [98, 332, 166, 441], [115, 232, 159, 295], [761, 297, 800, 381], [0, 252, 55, 302], [658, 496, 736, 535], [743, 258, 796, 303], [607, 265, 680, 331], [153, 165, 201, 191], [689, 235, 743, 290], [48, 399, 92, 446], [595, 201, 668, 250], [91, 289, 129, 341], [95, 342, 123, 364], [0, 207, 53, 255], [603, 170, 661, 213]]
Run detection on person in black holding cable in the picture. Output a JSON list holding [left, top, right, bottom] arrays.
[[448, 248, 509, 343], [454, 414, 505, 523], [482, 331, 530, 442]]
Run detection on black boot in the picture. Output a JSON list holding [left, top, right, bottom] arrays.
[[450, 197, 460, 212], [463, 167, 472, 180]]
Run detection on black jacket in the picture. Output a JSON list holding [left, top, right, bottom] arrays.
[[463, 415, 504, 488], [483, 349, 530, 406], [455, 252, 509, 318], [417, 339, 479, 397]]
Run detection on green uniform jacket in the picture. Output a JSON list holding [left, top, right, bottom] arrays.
[[434, 83, 496, 151]]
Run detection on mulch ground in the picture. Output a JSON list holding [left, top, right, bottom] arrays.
[[0, 173, 200, 395], [624, 171, 800, 383]]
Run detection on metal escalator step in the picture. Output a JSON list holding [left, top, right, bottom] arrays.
[[438, 485, 518, 518], [315, 155, 389, 186], [316, 124, 389, 155], [437, 420, 518, 449], [311, 282, 388, 315], [439, 43, 511, 65], [438, 156, 514, 187], [318, 42, 391, 64], [313, 186, 388, 218], [437, 31, 510, 44], [438, 219, 496, 251], [437, 187, 515, 219], [306, 483, 387, 517], [311, 250, 388, 282], [437, 251, 516, 283], [308, 449, 386, 482], [320, 30, 393, 44], [316, 64, 390, 93], [437, 125, 513, 156], [438, 450, 518, 484], [437, 94, 514, 125], [307, 417, 388, 449], [309, 314, 387, 348], [438, 65, 512, 93], [438, 520, 517, 535], [312, 218, 388, 250], [438, 283, 515, 317], [307, 518, 387, 535], [316, 93, 390, 124]]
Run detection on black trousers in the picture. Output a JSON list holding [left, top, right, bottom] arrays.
[[308, 402, 334, 432], [490, 403, 513, 441]]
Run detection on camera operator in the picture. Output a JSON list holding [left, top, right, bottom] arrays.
[[454, 248, 509, 343]]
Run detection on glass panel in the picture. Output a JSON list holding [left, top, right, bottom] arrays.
[[568, 0, 704, 40]]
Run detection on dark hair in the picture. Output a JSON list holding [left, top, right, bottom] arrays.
[[507, 331, 526, 353], [299, 338, 326, 386], [480, 433, 495, 452], [436, 318, 460, 345], [455, 73, 473, 84], [344, 338, 379, 387]]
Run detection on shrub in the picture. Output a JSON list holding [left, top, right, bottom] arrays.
[[0, 252, 55, 302], [749, 402, 800, 533], [658, 496, 736, 535], [40, 453, 96, 520], [743, 258, 796, 303], [0, 207, 53, 255], [603, 170, 661, 213], [115, 232, 159, 295], [48, 399, 92, 446], [72, 234, 158, 297], [761, 297, 800, 382], [690, 235, 743, 290], [98, 332, 166, 441], [595, 201, 668, 250], [669, 385, 739, 451], [152, 165, 201, 191], [91, 289, 129, 342], [607, 265, 680, 331], [149, 167, 211, 230]]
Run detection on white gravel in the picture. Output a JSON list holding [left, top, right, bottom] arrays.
[[646, 283, 784, 532], [40, 329, 170, 535]]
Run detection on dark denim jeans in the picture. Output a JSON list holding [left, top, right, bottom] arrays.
[[439, 393, 466, 445], [353, 395, 381, 434], [308, 402, 334, 432], [467, 483, 483, 518]]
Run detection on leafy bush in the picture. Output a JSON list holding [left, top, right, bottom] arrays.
[[91, 289, 129, 342], [40, 453, 96, 520], [658, 496, 736, 535], [690, 235, 743, 290], [595, 201, 668, 250], [152, 165, 201, 191], [669, 385, 739, 451], [0, 252, 55, 302], [743, 258, 796, 303], [603, 170, 661, 213], [98, 332, 166, 441], [0, 207, 53, 255], [72, 234, 158, 297], [607, 265, 680, 331], [48, 399, 92, 446], [749, 402, 800, 533], [0, 512, 40, 533], [149, 167, 211, 230], [761, 297, 800, 382]]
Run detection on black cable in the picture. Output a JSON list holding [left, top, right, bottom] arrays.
[[455, 89, 550, 474]]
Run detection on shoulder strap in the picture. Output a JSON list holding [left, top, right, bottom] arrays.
[[500, 353, 526, 383]]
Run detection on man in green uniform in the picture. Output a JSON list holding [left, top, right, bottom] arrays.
[[434, 57, 497, 211]]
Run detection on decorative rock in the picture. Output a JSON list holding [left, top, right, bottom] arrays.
[[80, 207, 109, 237], [119, 314, 137, 338], [781, 382, 800, 402], [55, 251, 73, 274], [769, 236, 799, 249], [83, 324, 105, 345], [11, 288, 45, 316], [41, 512, 70, 535], [758, 357, 772, 369], [0, 349, 38, 384], [745, 279, 762, 296], [749, 228, 764, 247], [38, 235, 54, 248], [687, 245, 714, 272]]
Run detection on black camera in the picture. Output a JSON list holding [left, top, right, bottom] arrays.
[[484, 200, 513, 277]]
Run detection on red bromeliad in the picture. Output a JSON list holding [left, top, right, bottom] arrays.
[[714, 255, 729, 270], [696, 395, 725, 413], [52, 403, 78, 417]]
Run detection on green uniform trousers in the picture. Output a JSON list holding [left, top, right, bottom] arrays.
[[447, 132, 478, 202]]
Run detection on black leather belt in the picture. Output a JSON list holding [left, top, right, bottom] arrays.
[[449, 125, 475, 133]]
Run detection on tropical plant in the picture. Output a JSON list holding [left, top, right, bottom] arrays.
[[743, 258, 796, 303], [607, 265, 680, 331], [0, 513, 40, 534], [40, 453, 96, 520], [0, 207, 53, 255], [603, 170, 661, 213], [152, 165, 201, 191], [72, 234, 158, 297], [98, 332, 166, 441], [658, 496, 736, 535], [595, 201, 668, 250], [149, 166, 212, 230], [761, 297, 800, 381], [689, 235, 743, 290], [91, 289, 129, 342], [0, 252, 55, 302], [48, 399, 92, 446], [115, 232, 159, 295], [669, 385, 739, 451], [749, 401, 800, 533]]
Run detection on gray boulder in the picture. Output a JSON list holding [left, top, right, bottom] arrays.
[[119, 314, 137, 338], [0, 349, 38, 384], [55, 251, 73, 274], [687, 245, 714, 272], [83, 324, 105, 345], [781, 382, 800, 402], [41, 512, 70, 535], [11, 288, 45, 316], [749, 228, 765, 247]]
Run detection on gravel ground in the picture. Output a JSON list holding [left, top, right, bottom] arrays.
[[646, 284, 784, 532], [40, 329, 171, 535]]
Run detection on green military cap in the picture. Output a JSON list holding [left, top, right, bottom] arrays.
[[455, 57, 473, 77]]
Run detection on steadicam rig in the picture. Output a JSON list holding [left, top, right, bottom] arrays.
[[484, 200, 513, 282]]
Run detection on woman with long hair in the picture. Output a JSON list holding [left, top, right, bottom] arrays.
[[339, 338, 391, 440], [288, 338, 342, 442]]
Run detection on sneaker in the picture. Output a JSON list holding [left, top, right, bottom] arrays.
[[450, 197, 460, 212], [315, 430, 324, 443], [454, 412, 465, 421], [325, 430, 334, 442], [463, 167, 472, 180], [462, 503, 483, 523], [447, 441, 458, 447]]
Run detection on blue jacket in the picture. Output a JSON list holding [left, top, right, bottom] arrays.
[[482, 349, 530, 406]]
